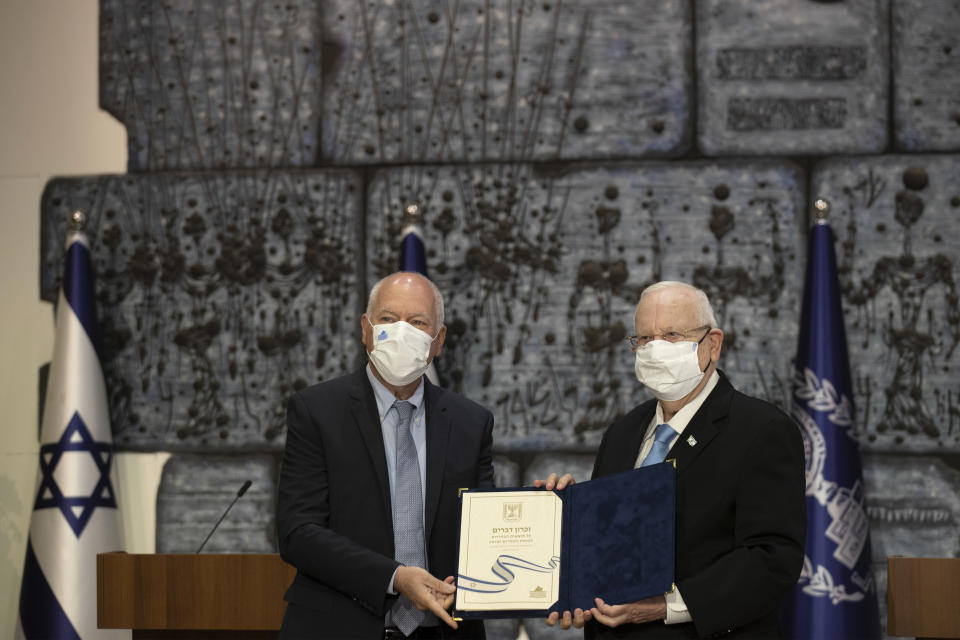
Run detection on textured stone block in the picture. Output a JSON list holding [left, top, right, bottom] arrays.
[[524, 621, 574, 640], [40, 170, 361, 450], [484, 619, 522, 640], [367, 161, 805, 452], [812, 155, 960, 453], [493, 455, 520, 488], [99, 0, 322, 171], [862, 454, 960, 635], [698, 0, 888, 155], [156, 454, 278, 553], [892, 0, 960, 150], [523, 454, 596, 488], [321, 0, 691, 163]]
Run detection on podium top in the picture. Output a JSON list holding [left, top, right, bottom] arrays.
[[886, 557, 960, 639], [97, 553, 296, 631]]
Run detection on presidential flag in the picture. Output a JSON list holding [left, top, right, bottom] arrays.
[[399, 203, 439, 385], [400, 204, 429, 276], [17, 214, 127, 639], [782, 205, 880, 639]]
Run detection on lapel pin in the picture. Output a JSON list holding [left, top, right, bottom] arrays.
[[686, 435, 697, 447]]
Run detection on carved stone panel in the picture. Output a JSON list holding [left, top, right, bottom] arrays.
[[99, 0, 322, 171], [40, 170, 361, 451], [812, 155, 960, 453], [892, 0, 960, 151], [697, 0, 889, 155], [366, 161, 805, 452], [523, 454, 596, 488], [321, 0, 692, 164], [156, 454, 278, 553], [862, 454, 960, 635]]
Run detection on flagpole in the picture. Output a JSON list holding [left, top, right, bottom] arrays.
[[781, 198, 880, 640], [399, 202, 440, 385], [18, 210, 128, 640]]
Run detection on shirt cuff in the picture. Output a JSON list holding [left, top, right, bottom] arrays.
[[388, 566, 400, 595], [664, 587, 693, 624]]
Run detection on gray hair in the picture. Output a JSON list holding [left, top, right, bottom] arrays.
[[366, 272, 445, 327], [638, 281, 719, 329]]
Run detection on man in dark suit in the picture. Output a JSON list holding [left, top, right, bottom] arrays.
[[277, 272, 493, 639], [548, 281, 805, 638]]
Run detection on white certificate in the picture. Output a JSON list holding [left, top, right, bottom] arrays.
[[455, 490, 563, 611]]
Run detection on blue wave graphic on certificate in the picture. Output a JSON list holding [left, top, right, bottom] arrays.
[[458, 555, 561, 593]]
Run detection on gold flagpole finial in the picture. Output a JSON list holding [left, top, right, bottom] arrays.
[[813, 199, 830, 225], [69, 209, 87, 231]]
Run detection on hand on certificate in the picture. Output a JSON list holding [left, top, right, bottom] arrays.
[[589, 595, 667, 627], [546, 607, 593, 629], [546, 595, 667, 629], [394, 566, 459, 629], [532, 472, 575, 491]]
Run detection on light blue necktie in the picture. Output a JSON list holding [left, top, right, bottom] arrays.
[[390, 400, 426, 635], [640, 423, 675, 467]]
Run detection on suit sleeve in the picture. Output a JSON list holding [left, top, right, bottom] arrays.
[[680, 412, 807, 637], [276, 390, 399, 616], [477, 409, 495, 489]]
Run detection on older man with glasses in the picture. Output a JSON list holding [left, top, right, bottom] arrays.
[[547, 280, 806, 639]]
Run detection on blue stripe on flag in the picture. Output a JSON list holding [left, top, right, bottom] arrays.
[[399, 232, 428, 276], [782, 222, 880, 639], [19, 539, 82, 640], [63, 239, 100, 352]]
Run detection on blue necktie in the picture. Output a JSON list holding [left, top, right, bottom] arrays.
[[640, 423, 675, 467], [390, 401, 426, 635]]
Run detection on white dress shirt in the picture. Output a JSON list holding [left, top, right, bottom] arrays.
[[634, 370, 720, 625], [365, 366, 430, 601]]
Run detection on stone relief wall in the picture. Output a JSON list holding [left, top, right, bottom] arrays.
[[41, 170, 361, 450], [320, 0, 692, 162], [366, 161, 805, 450], [37, 1, 960, 637]]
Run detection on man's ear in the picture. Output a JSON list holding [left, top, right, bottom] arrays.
[[429, 325, 447, 360], [710, 328, 725, 361]]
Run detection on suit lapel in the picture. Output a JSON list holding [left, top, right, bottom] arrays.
[[666, 372, 734, 473], [609, 404, 657, 474], [423, 378, 450, 547], [348, 368, 393, 525]]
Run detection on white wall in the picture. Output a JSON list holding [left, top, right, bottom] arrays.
[[0, 2, 168, 635]]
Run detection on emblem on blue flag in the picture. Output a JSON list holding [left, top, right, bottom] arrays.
[[781, 201, 879, 639], [17, 211, 128, 639]]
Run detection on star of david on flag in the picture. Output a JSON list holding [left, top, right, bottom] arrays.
[[17, 216, 128, 639], [781, 208, 880, 639]]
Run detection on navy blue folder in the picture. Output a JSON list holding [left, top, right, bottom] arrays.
[[454, 461, 676, 620]]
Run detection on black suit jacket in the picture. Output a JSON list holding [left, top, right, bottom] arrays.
[[276, 368, 494, 639], [586, 372, 806, 640]]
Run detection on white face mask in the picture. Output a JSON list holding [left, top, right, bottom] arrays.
[[367, 319, 438, 387], [634, 339, 708, 402]]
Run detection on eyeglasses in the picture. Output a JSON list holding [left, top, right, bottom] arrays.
[[626, 325, 712, 350]]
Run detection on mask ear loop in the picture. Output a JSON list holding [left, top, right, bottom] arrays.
[[696, 327, 716, 374]]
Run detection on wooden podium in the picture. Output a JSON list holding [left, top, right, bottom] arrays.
[[887, 557, 960, 639], [97, 552, 296, 639]]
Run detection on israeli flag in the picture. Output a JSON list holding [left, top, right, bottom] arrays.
[[781, 218, 880, 639], [399, 207, 439, 385], [17, 227, 127, 639]]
